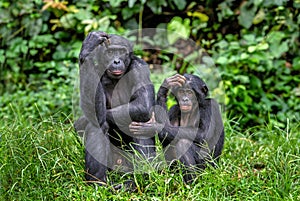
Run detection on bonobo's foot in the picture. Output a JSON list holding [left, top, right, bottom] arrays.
[[112, 180, 137, 192]]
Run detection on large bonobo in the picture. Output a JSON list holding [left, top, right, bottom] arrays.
[[129, 74, 224, 183], [74, 31, 155, 186]]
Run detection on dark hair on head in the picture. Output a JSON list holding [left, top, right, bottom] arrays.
[[183, 74, 209, 103]]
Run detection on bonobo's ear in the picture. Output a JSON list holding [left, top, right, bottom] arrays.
[[202, 84, 209, 96]]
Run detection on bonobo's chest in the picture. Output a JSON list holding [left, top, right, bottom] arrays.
[[102, 76, 132, 109], [172, 111, 200, 128]]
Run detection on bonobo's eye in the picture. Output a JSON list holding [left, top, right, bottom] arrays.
[[106, 49, 113, 57], [186, 90, 195, 98], [177, 89, 185, 96], [118, 48, 127, 55]]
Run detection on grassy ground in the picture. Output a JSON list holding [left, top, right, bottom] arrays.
[[1, 103, 299, 201]]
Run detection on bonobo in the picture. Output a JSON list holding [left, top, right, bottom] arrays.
[[129, 74, 224, 183], [74, 31, 155, 186]]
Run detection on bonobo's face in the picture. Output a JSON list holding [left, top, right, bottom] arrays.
[[104, 45, 130, 79], [176, 86, 197, 113]]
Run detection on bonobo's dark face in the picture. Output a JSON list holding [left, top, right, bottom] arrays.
[[176, 86, 197, 113], [104, 45, 130, 79]]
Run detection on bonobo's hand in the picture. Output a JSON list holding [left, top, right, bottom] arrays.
[[162, 74, 186, 91], [85, 31, 110, 47], [79, 31, 110, 64], [129, 112, 163, 137]]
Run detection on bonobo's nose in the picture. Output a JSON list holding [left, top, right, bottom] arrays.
[[183, 96, 189, 102], [114, 59, 120, 64]]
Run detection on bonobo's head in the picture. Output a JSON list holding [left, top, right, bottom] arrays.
[[103, 34, 133, 79], [174, 74, 209, 113], [175, 84, 197, 113]]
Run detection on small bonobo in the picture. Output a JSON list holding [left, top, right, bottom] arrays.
[[74, 31, 155, 186], [129, 74, 224, 183]]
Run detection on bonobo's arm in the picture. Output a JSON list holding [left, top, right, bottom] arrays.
[[129, 74, 185, 137], [106, 59, 155, 126], [106, 85, 155, 125], [157, 74, 186, 109], [79, 31, 110, 64]]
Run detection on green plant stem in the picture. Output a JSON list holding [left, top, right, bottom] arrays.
[[138, 4, 144, 45]]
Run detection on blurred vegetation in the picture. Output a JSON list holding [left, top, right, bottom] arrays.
[[0, 0, 299, 128]]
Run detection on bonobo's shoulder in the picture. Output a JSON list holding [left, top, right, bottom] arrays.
[[205, 98, 222, 110], [129, 56, 150, 75], [131, 55, 148, 66], [202, 98, 218, 106], [205, 98, 217, 103]]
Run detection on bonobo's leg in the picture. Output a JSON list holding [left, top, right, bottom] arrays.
[[84, 122, 111, 185], [132, 138, 156, 159], [176, 139, 196, 166], [74, 116, 89, 137], [164, 139, 207, 183]]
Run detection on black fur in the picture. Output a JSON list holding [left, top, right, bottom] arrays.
[[75, 31, 155, 185]]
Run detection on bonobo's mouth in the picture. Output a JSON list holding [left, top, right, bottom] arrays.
[[180, 105, 192, 112], [108, 70, 124, 76]]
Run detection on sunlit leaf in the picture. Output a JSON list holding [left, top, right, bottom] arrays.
[[167, 17, 190, 44], [187, 11, 209, 22], [252, 8, 265, 24]]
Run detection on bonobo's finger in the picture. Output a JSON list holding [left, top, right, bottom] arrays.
[[103, 38, 111, 48], [96, 32, 110, 47], [129, 125, 140, 130], [129, 122, 143, 126], [88, 31, 110, 46], [164, 74, 186, 88], [129, 128, 143, 135], [149, 112, 156, 123], [129, 129, 139, 134], [173, 74, 186, 85]]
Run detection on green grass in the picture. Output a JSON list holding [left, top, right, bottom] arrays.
[[1, 102, 299, 200]]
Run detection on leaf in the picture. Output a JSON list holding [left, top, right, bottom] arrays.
[[0, 50, 5, 63], [250, 75, 262, 88], [256, 42, 269, 50], [216, 57, 228, 64], [271, 41, 288, 58], [252, 8, 265, 24], [173, 0, 186, 10], [108, 0, 126, 7], [267, 31, 288, 58], [147, 0, 167, 14], [267, 31, 285, 44], [238, 2, 258, 28], [248, 46, 256, 53], [60, 13, 77, 29], [187, 11, 209, 22], [167, 17, 190, 44], [122, 4, 140, 19], [292, 57, 300, 70], [128, 0, 137, 8]]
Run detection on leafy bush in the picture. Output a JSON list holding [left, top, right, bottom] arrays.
[[210, 0, 300, 127], [0, 0, 299, 128]]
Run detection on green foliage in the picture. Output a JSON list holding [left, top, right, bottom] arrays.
[[212, 31, 300, 126], [0, 0, 117, 93], [1, 1, 299, 199], [0, 0, 299, 128], [167, 16, 191, 44], [209, 0, 300, 127]]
